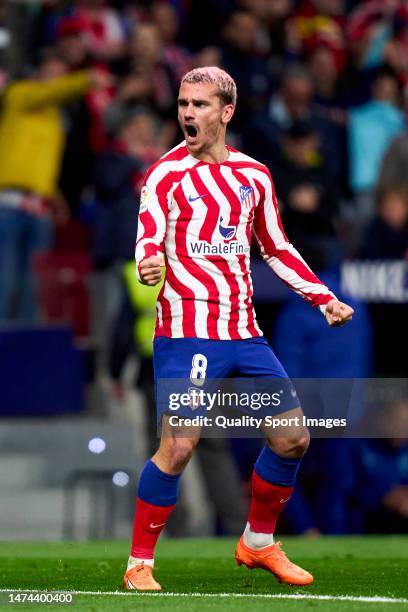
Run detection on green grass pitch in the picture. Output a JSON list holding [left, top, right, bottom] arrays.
[[0, 537, 407, 611]]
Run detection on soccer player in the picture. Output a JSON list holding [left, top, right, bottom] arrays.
[[123, 66, 354, 591]]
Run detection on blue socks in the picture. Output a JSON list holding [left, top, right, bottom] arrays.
[[254, 445, 301, 487], [137, 450, 299, 506], [137, 460, 181, 506]]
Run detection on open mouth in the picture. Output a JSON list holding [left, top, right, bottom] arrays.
[[185, 124, 198, 139]]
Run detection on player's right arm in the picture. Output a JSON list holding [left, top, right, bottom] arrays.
[[139, 256, 164, 286], [135, 169, 171, 285]]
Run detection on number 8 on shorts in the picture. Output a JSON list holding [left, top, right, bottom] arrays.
[[190, 353, 208, 387]]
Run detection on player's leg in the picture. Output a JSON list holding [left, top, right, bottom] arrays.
[[244, 408, 309, 549], [124, 419, 200, 590], [234, 338, 313, 585], [124, 337, 231, 590]]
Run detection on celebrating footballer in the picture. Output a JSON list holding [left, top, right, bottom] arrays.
[[123, 66, 354, 591]]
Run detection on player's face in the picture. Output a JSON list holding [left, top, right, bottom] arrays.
[[178, 82, 234, 158]]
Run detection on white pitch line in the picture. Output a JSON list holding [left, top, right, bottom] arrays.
[[1, 589, 407, 604]]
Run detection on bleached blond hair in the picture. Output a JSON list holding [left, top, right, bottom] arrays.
[[180, 66, 237, 106]]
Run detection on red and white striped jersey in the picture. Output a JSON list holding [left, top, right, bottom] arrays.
[[135, 141, 335, 340]]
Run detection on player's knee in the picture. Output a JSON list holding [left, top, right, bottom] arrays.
[[270, 430, 310, 458], [287, 430, 310, 457], [295, 431, 310, 456], [167, 437, 197, 472]]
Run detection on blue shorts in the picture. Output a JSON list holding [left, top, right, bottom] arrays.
[[154, 336, 288, 379], [154, 337, 300, 420]]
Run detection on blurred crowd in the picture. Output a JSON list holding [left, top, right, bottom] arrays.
[[0, 1, 407, 341], [0, 0, 407, 535]]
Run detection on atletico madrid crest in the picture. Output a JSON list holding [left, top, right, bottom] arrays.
[[239, 185, 255, 210]]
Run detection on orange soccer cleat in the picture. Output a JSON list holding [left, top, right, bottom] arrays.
[[123, 562, 162, 591], [235, 536, 314, 586]]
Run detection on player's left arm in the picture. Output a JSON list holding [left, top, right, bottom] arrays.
[[253, 168, 354, 327]]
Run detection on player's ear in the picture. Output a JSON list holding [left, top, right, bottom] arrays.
[[222, 103, 235, 125]]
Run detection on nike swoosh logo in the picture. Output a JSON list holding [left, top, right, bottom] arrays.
[[149, 522, 166, 529], [188, 194, 208, 202], [280, 497, 290, 504]]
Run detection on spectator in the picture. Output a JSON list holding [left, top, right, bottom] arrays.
[[245, 64, 342, 179], [31, 0, 127, 64], [0, 49, 109, 320], [90, 103, 163, 353], [383, 6, 408, 94], [272, 245, 372, 535], [346, 0, 408, 94], [308, 45, 347, 124], [338, 400, 408, 534], [351, 434, 408, 533], [72, 0, 127, 62], [55, 17, 97, 215], [234, 0, 274, 56], [282, 439, 355, 535], [271, 120, 340, 252], [359, 398, 408, 532], [346, 0, 395, 70], [114, 22, 179, 147], [360, 190, 408, 260], [240, 0, 295, 75], [56, 16, 93, 71], [150, 2, 192, 83], [287, 0, 347, 71], [348, 67, 405, 223], [93, 106, 163, 270], [219, 10, 270, 128], [359, 179, 408, 377], [284, 428, 408, 535], [307, 46, 349, 191], [376, 132, 408, 203], [273, 243, 372, 379], [60, 19, 115, 155]]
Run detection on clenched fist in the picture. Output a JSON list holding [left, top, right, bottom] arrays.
[[139, 256, 164, 286], [325, 299, 354, 327]]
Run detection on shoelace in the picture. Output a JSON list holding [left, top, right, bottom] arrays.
[[270, 541, 296, 570], [276, 540, 302, 574]]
